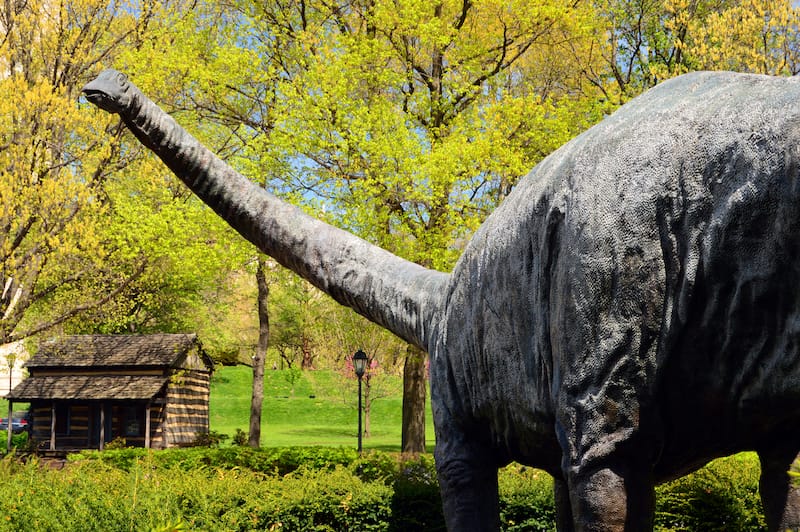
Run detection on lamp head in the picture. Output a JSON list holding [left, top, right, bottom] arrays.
[[353, 349, 368, 378]]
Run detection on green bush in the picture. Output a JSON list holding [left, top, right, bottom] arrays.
[[350, 451, 400, 483], [232, 428, 248, 447], [0, 431, 31, 453], [260, 446, 358, 475], [654, 453, 765, 531], [389, 454, 444, 532], [103, 437, 129, 450], [0, 455, 394, 531], [190, 430, 230, 448], [252, 467, 393, 531], [13, 432, 29, 452], [5, 449, 772, 530], [72, 446, 359, 476], [499, 464, 556, 531]]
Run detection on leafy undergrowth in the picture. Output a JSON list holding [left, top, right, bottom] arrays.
[[0, 448, 768, 531]]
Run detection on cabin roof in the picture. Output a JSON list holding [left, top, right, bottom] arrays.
[[25, 334, 212, 370], [7, 375, 168, 401]]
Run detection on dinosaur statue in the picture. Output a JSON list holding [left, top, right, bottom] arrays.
[[83, 68, 800, 530]]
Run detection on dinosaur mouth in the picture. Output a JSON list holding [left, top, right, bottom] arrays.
[[81, 87, 119, 113], [81, 88, 104, 102]]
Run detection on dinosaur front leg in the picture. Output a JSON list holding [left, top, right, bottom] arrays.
[[432, 391, 501, 531], [435, 447, 500, 531]]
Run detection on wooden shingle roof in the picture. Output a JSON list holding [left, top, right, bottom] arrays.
[[7, 375, 168, 401], [26, 334, 211, 370]]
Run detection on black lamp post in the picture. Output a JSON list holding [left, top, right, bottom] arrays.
[[352, 349, 368, 453]]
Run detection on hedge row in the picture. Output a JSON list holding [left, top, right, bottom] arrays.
[[0, 448, 768, 530], [71, 445, 363, 476]]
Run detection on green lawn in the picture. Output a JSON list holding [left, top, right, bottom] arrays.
[[210, 366, 436, 451]]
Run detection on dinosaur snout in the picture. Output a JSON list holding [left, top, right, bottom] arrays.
[[81, 69, 129, 114], [81, 83, 118, 114], [81, 86, 106, 104]]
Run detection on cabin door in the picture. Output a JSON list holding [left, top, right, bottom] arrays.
[[88, 404, 112, 448]]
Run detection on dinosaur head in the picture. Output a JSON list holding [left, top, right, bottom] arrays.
[[82, 69, 133, 114]]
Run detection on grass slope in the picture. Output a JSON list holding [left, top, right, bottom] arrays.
[[210, 365, 436, 451]]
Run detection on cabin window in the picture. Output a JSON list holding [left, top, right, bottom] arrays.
[[125, 406, 143, 436], [55, 404, 70, 435]]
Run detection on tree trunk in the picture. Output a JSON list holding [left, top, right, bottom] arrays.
[[301, 336, 315, 369], [249, 256, 270, 448], [401, 345, 427, 453], [363, 375, 371, 439]]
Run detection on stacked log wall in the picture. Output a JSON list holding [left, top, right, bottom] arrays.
[[163, 370, 210, 446], [30, 402, 90, 448]]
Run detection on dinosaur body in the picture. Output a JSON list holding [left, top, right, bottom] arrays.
[[84, 69, 800, 530]]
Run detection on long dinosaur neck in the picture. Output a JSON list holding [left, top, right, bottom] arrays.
[[119, 86, 446, 351]]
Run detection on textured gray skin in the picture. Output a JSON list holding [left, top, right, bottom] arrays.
[[84, 69, 800, 530]]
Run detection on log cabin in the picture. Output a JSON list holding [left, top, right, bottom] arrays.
[[6, 334, 214, 452]]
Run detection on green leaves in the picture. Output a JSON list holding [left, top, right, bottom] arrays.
[[0, 0, 162, 342], [593, 0, 800, 98], [253, 0, 607, 272]]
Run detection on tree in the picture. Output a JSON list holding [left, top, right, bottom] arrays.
[[328, 305, 404, 440], [682, 0, 800, 75], [162, 0, 609, 452], [81, 0, 607, 449], [586, 0, 691, 99], [0, 0, 172, 345], [45, 2, 254, 360], [248, 255, 269, 447], [401, 345, 427, 453], [264, 0, 607, 452], [588, 0, 800, 102], [62, 161, 247, 338]]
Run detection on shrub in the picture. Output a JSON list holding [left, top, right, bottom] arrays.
[[72, 446, 360, 476], [251, 467, 393, 531], [70, 447, 149, 471], [13, 432, 30, 451], [499, 464, 556, 531], [350, 451, 398, 483], [259, 446, 358, 475], [104, 437, 129, 450], [0, 431, 31, 454], [13, 449, 773, 530], [389, 454, 444, 531], [191, 430, 230, 448], [654, 453, 766, 531], [232, 428, 248, 447]]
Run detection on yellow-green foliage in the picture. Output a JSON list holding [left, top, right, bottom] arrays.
[[0, 0, 248, 345], [654, 453, 766, 531], [0, 454, 393, 531], [0, 449, 770, 531]]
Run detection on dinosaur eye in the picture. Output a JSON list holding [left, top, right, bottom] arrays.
[[116, 72, 128, 85]]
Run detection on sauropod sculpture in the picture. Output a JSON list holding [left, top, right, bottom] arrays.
[[84, 68, 800, 530]]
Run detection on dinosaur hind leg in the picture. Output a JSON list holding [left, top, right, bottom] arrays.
[[554, 477, 575, 532], [564, 459, 655, 532], [759, 442, 800, 531]]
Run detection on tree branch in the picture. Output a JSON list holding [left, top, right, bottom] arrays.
[[9, 260, 148, 343]]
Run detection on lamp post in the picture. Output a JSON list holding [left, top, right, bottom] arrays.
[[6, 353, 15, 453], [352, 349, 368, 453]]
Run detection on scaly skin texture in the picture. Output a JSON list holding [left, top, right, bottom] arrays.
[[85, 69, 800, 531]]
